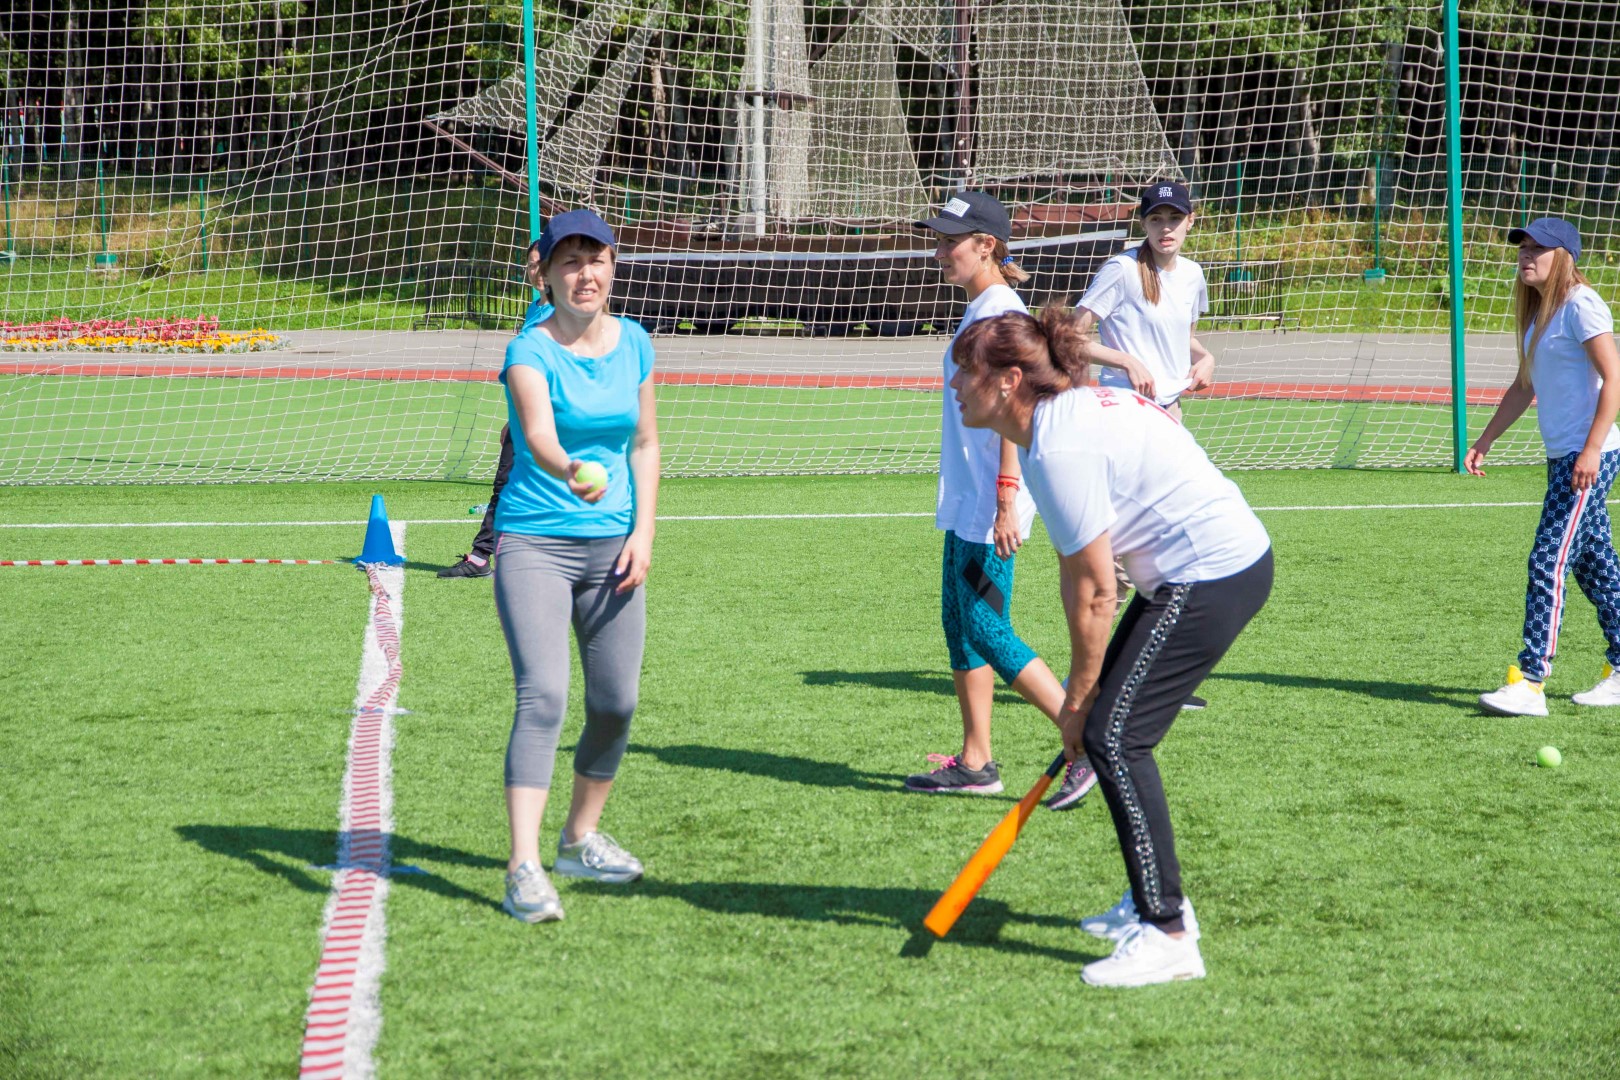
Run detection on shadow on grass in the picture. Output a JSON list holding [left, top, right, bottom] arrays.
[[629, 742, 901, 793], [568, 877, 1095, 964], [175, 824, 505, 912], [1207, 670, 1481, 711], [800, 669, 1026, 706]]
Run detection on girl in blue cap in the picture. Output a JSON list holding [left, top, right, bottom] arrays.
[[1468, 217, 1620, 716], [494, 209, 661, 922]]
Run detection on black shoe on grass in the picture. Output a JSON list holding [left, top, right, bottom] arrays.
[[438, 554, 491, 579], [903, 754, 1003, 794], [1181, 695, 1207, 710]]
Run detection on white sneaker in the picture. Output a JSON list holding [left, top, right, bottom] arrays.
[[1572, 663, 1620, 706], [1080, 887, 1200, 942], [502, 860, 564, 923], [1081, 923, 1206, 987], [1479, 666, 1548, 717], [554, 830, 644, 883]]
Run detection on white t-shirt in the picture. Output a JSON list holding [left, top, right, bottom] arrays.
[[1079, 250, 1209, 407], [1528, 284, 1620, 458], [1021, 385, 1270, 595], [937, 284, 1037, 543]]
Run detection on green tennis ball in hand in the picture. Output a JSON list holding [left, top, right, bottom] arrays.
[[575, 461, 608, 493]]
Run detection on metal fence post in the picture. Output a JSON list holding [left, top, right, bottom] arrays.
[[1444, 0, 1467, 473]]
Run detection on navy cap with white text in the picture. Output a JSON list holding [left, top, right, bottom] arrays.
[[915, 191, 1012, 243]]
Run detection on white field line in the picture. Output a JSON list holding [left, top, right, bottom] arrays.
[[298, 522, 405, 1080], [0, 499, 1591, 532], [0, 558, 338, 567]]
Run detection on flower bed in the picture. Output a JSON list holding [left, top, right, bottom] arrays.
[[0, 317, 283, 353]]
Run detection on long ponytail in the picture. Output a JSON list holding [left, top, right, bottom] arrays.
[[1134, 243, 1162, 306]]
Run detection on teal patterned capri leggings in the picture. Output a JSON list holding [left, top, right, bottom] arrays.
[[940, 531, 1038, 683]]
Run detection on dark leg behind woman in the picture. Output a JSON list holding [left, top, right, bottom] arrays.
[[441, 426, 515, 578], [472, 425, 516, 560]]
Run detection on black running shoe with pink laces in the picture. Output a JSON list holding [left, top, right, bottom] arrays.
[[438, 554, 492, 579], [903, 753, 1003, 794], [1044, 755, 1098, 811]]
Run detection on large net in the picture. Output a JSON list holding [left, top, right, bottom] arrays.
[[0, 1, 1615, 483]]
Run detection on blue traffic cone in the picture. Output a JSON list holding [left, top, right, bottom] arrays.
[[354, 494, 404, 566]]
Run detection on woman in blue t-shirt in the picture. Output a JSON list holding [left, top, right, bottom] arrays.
[[493, 209, 661, 923], [1468, 217, 1620, 716]]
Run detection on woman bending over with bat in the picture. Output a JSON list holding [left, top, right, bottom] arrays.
[[948, 305, 1272, 987]]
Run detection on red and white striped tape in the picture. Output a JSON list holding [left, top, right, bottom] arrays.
[[299, 539, 405, 1079], [0, 558, 337, 567]]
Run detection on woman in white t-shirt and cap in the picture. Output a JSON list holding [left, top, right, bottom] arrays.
[[1077, 180, 1214, 422], [1468, 217, 1620, 716], [949, 304, 1272, 988], [901, 191, 1083, 801], [1076, 183, 1218, 691]]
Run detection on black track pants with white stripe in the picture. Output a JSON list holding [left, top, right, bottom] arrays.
[[1081, 548, 1273, 932]]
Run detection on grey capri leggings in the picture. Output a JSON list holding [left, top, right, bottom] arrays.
[[493, 532, 646, 788]]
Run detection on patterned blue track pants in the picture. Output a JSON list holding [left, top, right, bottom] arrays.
[[1518, 448, 1620, 682]]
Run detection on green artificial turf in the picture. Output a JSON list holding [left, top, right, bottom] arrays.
[[2, 469, 1618, 1077]]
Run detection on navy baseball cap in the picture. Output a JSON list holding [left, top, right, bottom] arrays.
[[1139, 181, 1193, 216], [1507, 216, 1581, 261], [915, 191, 1012, 243], [537, 208, 617, 261]]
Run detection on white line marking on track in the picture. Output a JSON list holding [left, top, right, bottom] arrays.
[[0, 558, 337, 567], [299, 523, 405, 1080], [0, 520, 459, 528], [0, 500, 1583, 531]]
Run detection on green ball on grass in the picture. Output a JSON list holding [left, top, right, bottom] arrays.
[[1537, 745, 1562, 769]]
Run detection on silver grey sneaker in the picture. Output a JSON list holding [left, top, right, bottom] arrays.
[[502, 860, 564, 923], [554, 830, 643, 883]]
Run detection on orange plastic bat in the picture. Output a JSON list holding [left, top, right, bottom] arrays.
[[923, 752, 1067, 938]]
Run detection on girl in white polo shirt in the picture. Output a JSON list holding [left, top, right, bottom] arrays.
[[1468, 217, 1620, 716], [949, 304, 1272, 988], [902, 191, 1080, 799], [1076, 182, 1215, 666], [1077, 181, 1214, 422]]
